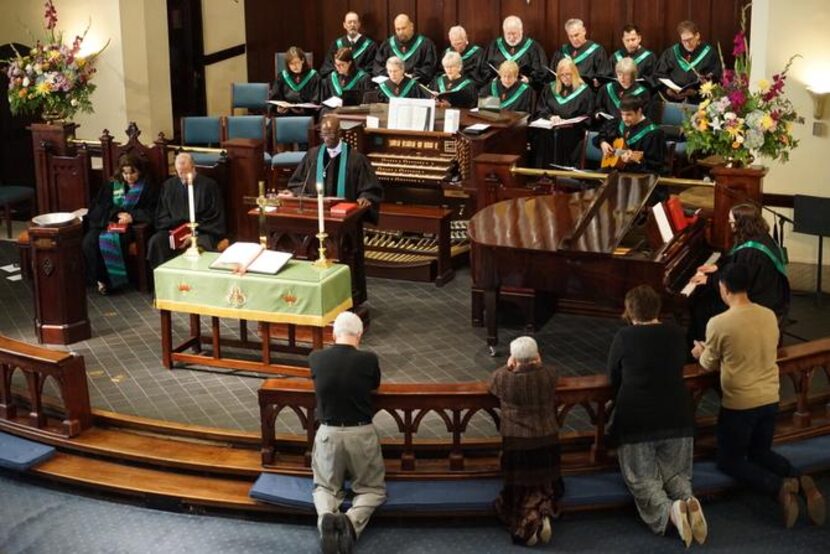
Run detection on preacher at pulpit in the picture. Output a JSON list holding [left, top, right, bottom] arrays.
[[286, 115, 383, 224], [147, 153, 226, 269]]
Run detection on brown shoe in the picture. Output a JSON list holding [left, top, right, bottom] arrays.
[[800, 475, 826, 526], [779, 478, 800, 529]]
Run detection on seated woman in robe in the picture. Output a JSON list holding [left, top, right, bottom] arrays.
[[593, 57, 651, 126], [82, 154, 158, 294], [375, 56, 429, 102], [270, 46, 321, 115], [687, 202, 791, 342], [530, 58, 593, 168], [319, 46, 371, 114], [480, 60, 533, 113], [430, 51, 478, 109]]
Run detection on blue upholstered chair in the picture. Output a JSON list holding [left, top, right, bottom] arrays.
[[225, 115, 272, 163], [274, 52, 314, 77], [580, 131, 604, 169], [231, 82, 270, 114], [270, 116, 313, 186], [181, 116, 224, 166], [659, 101, 698, 139]]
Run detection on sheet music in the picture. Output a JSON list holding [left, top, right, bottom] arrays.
[[680, 252, 722, 297], [652, 203, 675, 243], [268, 100, 321, 109], [322, 96, 343, 109], [371, 75, 389, 84], [658, 78, 683, 92], [596, 111, 615, 121]]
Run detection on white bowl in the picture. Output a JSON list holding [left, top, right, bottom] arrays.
[[32, 212, 77, 227]]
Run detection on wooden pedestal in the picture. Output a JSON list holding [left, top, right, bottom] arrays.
[[29, 219, 91, 344], [711, 165, 767, 251]]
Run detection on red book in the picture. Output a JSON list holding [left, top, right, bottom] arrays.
[[666, 195, 688, 232], [168, 223, 191, 250], [330, 202, 360, 216], [106, 223, 129, 233]]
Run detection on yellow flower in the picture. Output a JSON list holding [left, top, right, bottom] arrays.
[[699, 99, 711, 110], [76, 57, 86, 68], [732, 141, 742, 149], [48, 50, 61, 61], [18, 88, 28, 98], [35, 81, 52, 95], [757, 79, 771, 93], [697, 118, 709, 131], [700, 81, 715, 97], [726, 126, 742, 138], [760, 114, 775, 130]]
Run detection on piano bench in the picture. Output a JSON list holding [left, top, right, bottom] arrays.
[[471, 287, 553, 333]]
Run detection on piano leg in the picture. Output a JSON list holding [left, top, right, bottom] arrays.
[[484, 288, 500, 355]]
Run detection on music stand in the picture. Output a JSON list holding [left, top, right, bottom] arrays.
[[793, 194, 830, 305]]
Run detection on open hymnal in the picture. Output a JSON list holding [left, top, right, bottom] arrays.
[[371, 75, 389, 84], [209, 242, 293, 275], [596, 111, 615, 121], [529, 115, 589, 129], [658, 78, 699, 93], [268, 100, 321, 110], [322, 96, 343, 109]]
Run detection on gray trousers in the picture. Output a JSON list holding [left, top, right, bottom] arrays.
[[312, 424, 387, 537], [618, 437, 694, 534]]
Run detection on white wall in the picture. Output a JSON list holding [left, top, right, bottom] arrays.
[[202, 0, 247, 116], [750, 0, 830, 265]]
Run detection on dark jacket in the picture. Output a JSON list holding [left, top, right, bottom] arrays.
[[310, 344, 381, 424]]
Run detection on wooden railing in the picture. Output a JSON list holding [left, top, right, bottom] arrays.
[[259, 338, 830, 477], [0, 335, 91, 437]]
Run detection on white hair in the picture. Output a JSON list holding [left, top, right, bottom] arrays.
[[442, 50, 462, 69], [510, 336, 539, 363], [565, 18, 584, 31], [175, 152, 194, 165], [615, 57, 638, 76], [385, 56, 404, 71], [333, 311, 363, 338], [448, 25, 467, 41], [503, 15, 523, 31]]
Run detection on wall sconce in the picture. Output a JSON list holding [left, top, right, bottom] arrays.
[[806, 87, 829, 119]]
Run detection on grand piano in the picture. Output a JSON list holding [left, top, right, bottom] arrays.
[[468, 172, 712, 350]]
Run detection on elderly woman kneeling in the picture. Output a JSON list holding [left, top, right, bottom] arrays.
[[489, 336, 562, 546]]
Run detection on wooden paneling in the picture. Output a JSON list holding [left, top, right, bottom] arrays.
[[244, 0, 748, 84]]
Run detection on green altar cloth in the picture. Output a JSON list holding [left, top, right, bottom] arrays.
[[153, 253, 353, 326]]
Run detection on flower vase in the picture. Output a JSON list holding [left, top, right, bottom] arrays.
[[41, 111, 67, 124]]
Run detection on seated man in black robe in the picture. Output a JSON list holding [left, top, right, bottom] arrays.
[[550, 18, 610, 89], [319, 11, 377, 77], [483, 15, 548, 88], [147, 153, 226, 269], [654, 20, 722, 102], [609, 24, 657, 87], [594, 95, 666, 174], [285, 115, 383, 225], [373, 13, 437, 83], [444, 25, 484, 85]]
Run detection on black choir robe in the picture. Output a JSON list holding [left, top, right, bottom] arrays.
[[373, 34, 438, 83], [480, 79, 533, 113], [147, 174, 226, 268], [319, 35, 378, 77], [270, 68, 321, 105], [550, 40, 610, 85], [654, 42, 722, 100], [319, 69, 371, 113], [287, 143, 383, 224], [688, 233, 790, 342], [594, 117, 666, 174], [531, 82, 594, 168], [82, 179, 158, 286], [442, 44, 485, 85], [594, 81, 651, 123], [483, 37, 548, 87], [608, 47, 657, 85], [375, 76, 429, 102], [429, 74, 478, 109]]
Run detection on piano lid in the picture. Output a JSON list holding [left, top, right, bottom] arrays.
[[468, 172, 658, 254]]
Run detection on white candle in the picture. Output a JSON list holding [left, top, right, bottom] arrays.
[[316, 182, 325, 234], [186, 173, 196, 223]]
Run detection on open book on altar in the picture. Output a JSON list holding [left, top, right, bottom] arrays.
[[209, 242, 293, 275]]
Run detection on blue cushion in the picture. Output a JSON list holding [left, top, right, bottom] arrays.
[[0, 431, 55, 471], [232, 83, 269, 111], [274, 117, 312, 145], [583, 131, 603, 164], [226, 115, 267, 141], [776, 433, 830, 473], [661, 102, 697, 126], [0, 185, 35, 204], [271, 151, 307, 167], [190, 152, 223, 166], [182, 116, 222, 146]]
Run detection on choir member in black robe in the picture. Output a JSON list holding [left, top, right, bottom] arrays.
[[320, 47, 371, 114], [654, 20, 722, 102], [550, 18, 610, 88], [430, 51, 478, 109], [530, 59, 594, 168], [376, 56, 429, 102], [445, 25, 485, 86], [687, 203, 791, 342], [483, 16, 548, 88], [319, 12, 377, 77], [373, 14, 437, 83], [593, 95, 666, 174], [594, 57, 651, 125], [147, 153, 226, 269], [480, 60, 533, 113], [286, 115, 383, 225], [82, 155, 158, 294], [270, 46, 321, 115], [608, 24, 657, 86]]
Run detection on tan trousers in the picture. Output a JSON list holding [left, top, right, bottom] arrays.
[[312, 423, 387, 537]]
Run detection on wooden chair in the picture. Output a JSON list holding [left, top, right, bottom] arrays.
[[0, 185, 35, 238]]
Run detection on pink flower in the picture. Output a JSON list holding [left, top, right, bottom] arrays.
[[43, 0, 58, 31], [732, 31, 747, 57], [721, 69, 734, 87], [728, 89, 747, 110]]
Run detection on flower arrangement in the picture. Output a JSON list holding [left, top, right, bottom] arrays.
[[683, 4, 803, 167], [3, 1, 107, 122]]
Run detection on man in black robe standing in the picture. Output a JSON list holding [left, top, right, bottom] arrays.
[[372, 13, 437, 83], [319, 11, 377, 77], [147, 153, 226, 269], [483, 15, 548, 88], [654, 20, 722, 102], [286, 115, 383, 224], [550, 18, 610, 88], [609, 24, 657, 86]]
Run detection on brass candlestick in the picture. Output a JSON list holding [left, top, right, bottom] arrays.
[[183, 222, 201, 260], [313, 232, 333, 268]]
